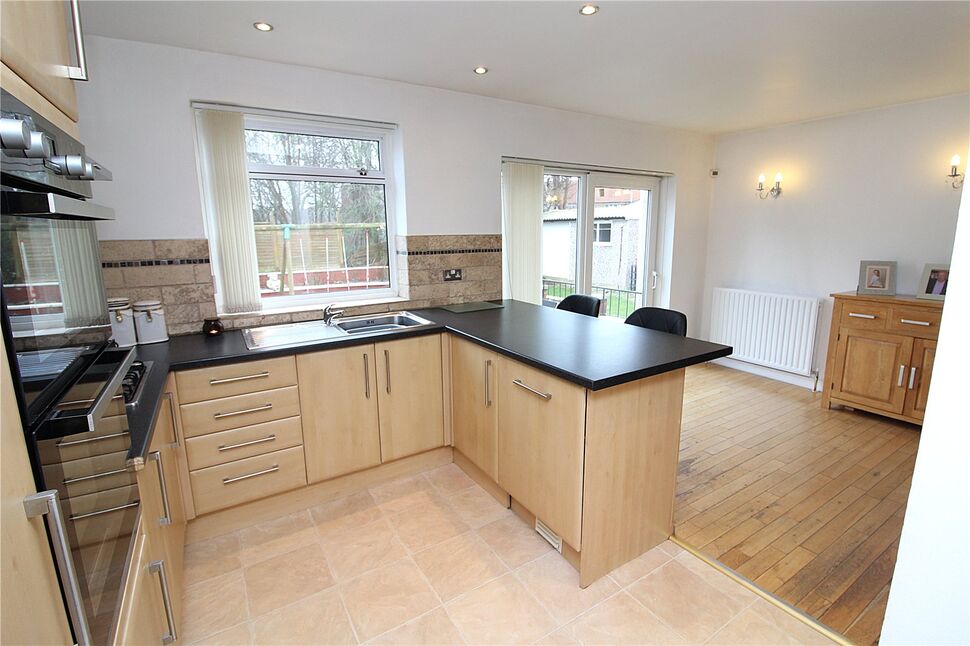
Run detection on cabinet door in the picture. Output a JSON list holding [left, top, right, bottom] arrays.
[[831, 329, 913, 413], [113, 527, 170, 646], [903, 338, 936, 421], [0, 0, 79, 121], [375, 335, 445, 462], [497, 357, 586, 550], [297, 345, 381, 482], [147, 381, 186, 633], [451, 337, 499, 480]]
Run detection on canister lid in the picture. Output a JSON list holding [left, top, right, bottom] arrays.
[[107, 297, 130, 309], [133, 299, 163, 311]]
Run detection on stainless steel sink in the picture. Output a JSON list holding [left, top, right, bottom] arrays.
[[242, 320, 347, 350], [336, 311, 434, 335], [242, 311, 434, 350]]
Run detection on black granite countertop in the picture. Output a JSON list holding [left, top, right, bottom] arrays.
[[125, 300, 731, 465]]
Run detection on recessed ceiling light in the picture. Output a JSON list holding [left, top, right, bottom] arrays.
[[579, 4, 599, 15], [473, 66, 488, 75], [253, 21, 274, 32]]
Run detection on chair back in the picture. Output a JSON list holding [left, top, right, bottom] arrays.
[[556, 294, 602, 318], [624, 307, 687, 336]]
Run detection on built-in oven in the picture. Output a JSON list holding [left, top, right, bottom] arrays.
[[1, 88, 132, 646]]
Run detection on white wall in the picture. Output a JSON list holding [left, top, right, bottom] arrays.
[[881, 176, 969, 645], [76, 36, 715, 326], [702, 95, 968, 381]]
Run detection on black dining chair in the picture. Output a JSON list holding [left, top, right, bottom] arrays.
[[556, 294, 602, 318], [624, 307, 688, 336]]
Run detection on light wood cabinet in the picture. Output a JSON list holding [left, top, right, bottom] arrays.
[[0, 0, 80, 121], [450, 336, 499, 480], [297, 345, 381, 483], [375, 335, 445, 462], [823, 293, 943, 424], [497, 356, 586, 550], [136, 386, 186, 635], [112, 523, 176, 646]]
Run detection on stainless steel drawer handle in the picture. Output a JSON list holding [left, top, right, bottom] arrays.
[[163, 392, 180, 447], [68, 500, 140, 521], [848, 312, 877, 320], [148, 451, 172, 526], [363, 353, 371, 399], [57, 431, 128, 447], [24, 490, 93, 646], [209, 371, 271, 385], [909, 367, 918, 390], [897, 365, 906, 388], [213, 403, 273, 419], [62, 466, 129, 485], [384, 349, 391, 394], [512, 379, 553, 400], [148, 560, 178, 644], [222, 465, 279, 485], [484, 359, 492, 407], [900, 319, 931, 327], [218, 434, 276, 452]]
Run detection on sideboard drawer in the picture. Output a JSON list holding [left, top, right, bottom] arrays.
[[190, 446, 307, 515], [839, 303, 888, 330], [185, 416, 304, 470], [180, 386, 301, 438], [176, 357, 297, 404], [888, 306, 942, 338]]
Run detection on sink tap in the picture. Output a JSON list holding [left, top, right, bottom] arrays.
[[322, 304, 345, 326]]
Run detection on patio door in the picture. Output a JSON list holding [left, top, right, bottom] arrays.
[[541, 170, 661, 319]]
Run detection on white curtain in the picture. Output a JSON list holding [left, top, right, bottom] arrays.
[[197, 109, 262, 313], [52, 221, 106, 328], [501, 162, 544, 304]]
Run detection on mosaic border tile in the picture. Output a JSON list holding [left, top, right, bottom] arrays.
[[397, 248, 502, 256], [102, 258, 211, 268]]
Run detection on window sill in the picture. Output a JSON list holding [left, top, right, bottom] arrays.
[[219, 295, 410, 320]]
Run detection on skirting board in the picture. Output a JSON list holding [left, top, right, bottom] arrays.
[[712, 357, 820, 392]]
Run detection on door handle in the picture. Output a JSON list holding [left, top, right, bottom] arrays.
[[65, 0, 89, 81], [897, 365, 906, 387], [148, 451, 172, 526], [24, 490, 93, 646], [484, 359, 492, 407], [651, 271, 659, 290], [162, 392, 180, 447], [148, 560, 178, 644], [384, 349, 391, 394], [908, 367, 917, 390], [363, 353, 371, 399]]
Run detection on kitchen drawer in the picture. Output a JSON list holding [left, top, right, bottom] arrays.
[[176, 357, 297, 404], [65, 485, 139, 548], [190, 446, 307, 515], [839, 302, 888, 330], [887, 306, 942, 338], [180, 386, 301, 438], [185, 416, 304, 470], [45, 450, 136, 500], [37, 414, 128, 463]]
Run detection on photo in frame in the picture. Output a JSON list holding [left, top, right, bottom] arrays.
[[857, 260, 897, 296], [917, 263, 950, 300]]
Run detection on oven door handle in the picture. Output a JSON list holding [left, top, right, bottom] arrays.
[[23, 490, 94, 646], [49, 349, 136, 434]]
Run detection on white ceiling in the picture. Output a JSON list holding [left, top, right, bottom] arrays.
[[81, 1, 970, 134]]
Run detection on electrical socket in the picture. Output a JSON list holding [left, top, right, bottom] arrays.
[[443, 269, 462, 282]]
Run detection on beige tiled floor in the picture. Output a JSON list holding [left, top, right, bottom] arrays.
[[182, 463, 835, 645]]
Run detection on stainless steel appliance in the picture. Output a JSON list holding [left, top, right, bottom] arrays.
[[1, 88, 135, 646]]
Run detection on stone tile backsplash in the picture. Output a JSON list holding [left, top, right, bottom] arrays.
[[99, 235, 503, 336]]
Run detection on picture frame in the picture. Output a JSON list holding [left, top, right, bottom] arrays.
[[857, 260, 897, 296], [917, 263, 950, 301]]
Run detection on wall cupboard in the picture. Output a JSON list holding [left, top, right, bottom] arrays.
[[823, 293, 942, 424]]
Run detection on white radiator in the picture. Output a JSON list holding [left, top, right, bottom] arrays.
[[710, 288, 821, 377]]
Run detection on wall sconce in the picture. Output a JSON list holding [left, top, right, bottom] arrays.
[[947, 154, 964, 189], [757, 172, 783, 199]]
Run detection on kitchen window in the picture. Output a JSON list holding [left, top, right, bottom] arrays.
[[197, 106, 399, 314]]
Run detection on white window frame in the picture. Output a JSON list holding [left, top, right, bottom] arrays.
[[241, 113, 400, 309], [593, 221, 613, 246]]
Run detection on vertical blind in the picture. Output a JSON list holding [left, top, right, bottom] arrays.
[[501, 162, 544, 304], [196, 109, 262, 313]]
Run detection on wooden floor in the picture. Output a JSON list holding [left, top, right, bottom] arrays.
[[675, 363, 920, 645]]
